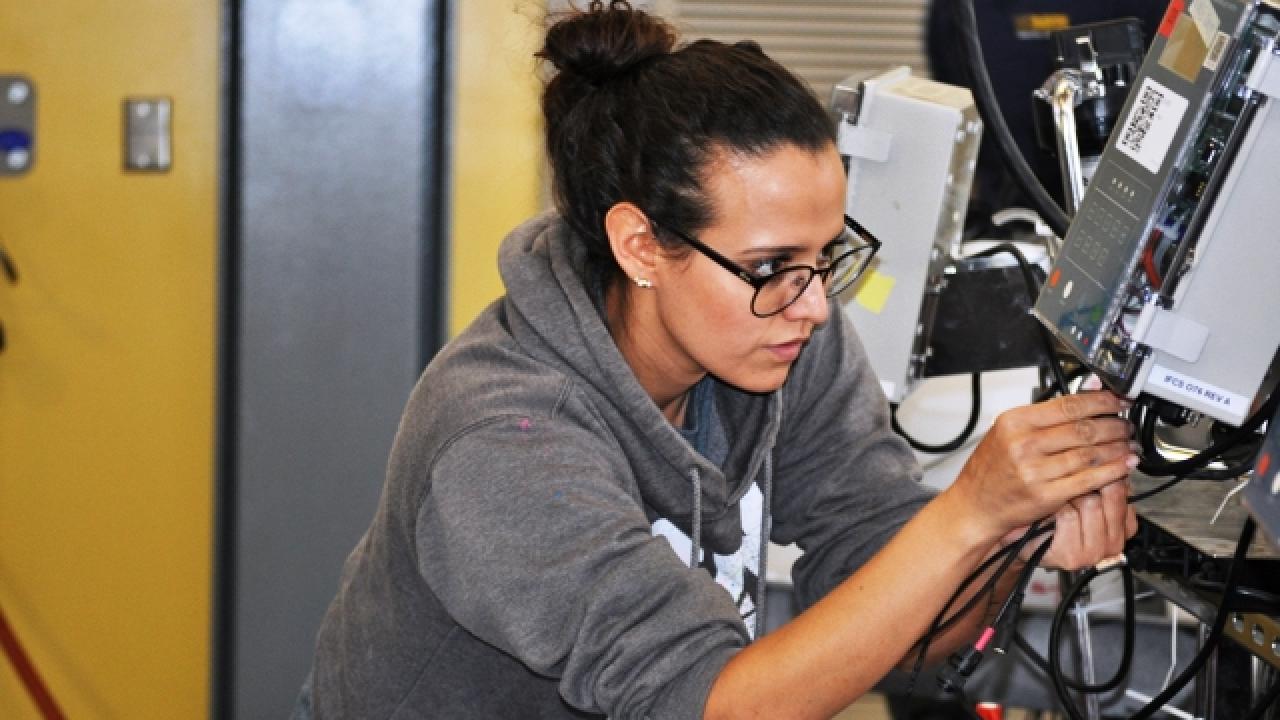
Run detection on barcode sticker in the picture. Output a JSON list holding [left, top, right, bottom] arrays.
[[1205, 31, 1230, 72], [1116, 77, 1189, 174]]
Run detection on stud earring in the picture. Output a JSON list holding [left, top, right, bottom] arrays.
[[634, 277, 653, 288]]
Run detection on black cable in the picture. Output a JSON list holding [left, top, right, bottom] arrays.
[[1127, 475, 1187, 503], [1188, 448, 1262, 480], [1032, 520, 1257, 719], [1047, 568, 1102, 720], [933, 524, 1058, 638], [1137, 391, 1279, 477], [1121, 518, 1255, 720], [906, 523, 1056, 696], [956, 0, 1071, 237], [906, 537, 1021, 696], [1013, 615, 1137, 690], [935, 530, 1056, 701], [991, 531, 1055, 644], [1045, 563, 1136, 701], [1034, 365, 1088, 403], [1186, 581, 1280, 611], [891, 373, 983, 453]]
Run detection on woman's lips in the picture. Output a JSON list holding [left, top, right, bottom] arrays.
[[766, 337, 808, 362]]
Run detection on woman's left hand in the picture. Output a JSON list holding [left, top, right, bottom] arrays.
[[1012, 477, 1138, 569]]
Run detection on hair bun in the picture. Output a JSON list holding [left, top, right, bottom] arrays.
[[539, 1, 676, 87]]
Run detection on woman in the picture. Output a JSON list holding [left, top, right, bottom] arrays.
[[298, 3, 1137, 718]]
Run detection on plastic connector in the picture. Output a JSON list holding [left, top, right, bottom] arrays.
[[937, 646, 985, 697]]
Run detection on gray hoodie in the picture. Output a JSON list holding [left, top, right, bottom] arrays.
[[305, 212, 932, 719]]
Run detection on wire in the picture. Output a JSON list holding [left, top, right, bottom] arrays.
[[1016, 521, 1260, 720], [1142, 230, 1164, 291], [1188, 449, 1262, 480], [1126, 518, 1255, 720], [1034, 365, 1088, 403], [956, 0, 1071, 237], [891, 373, 983, 453], [1046, 564, 1137, 705], [1128, 475, 1188, 503], [1137, 390, 1279, 477], [905, 523, 1056, 696], [990, 533, 1055, 645]]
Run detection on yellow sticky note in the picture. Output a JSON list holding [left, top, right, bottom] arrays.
[[854, 269, 895, 314]]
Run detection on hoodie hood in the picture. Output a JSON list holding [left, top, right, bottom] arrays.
[[497, 211, 780, 555]]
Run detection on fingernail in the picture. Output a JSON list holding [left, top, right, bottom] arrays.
[[1083, 375, 1103, 391], [1126, 454, 1140, 469], [1129, 441, 1142, 454]]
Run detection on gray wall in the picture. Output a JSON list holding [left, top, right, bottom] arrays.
[[217, 0, 450, 716]]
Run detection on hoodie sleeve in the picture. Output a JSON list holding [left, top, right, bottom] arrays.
[[416, 412, 746, 720], [769, 305, 936, 609]]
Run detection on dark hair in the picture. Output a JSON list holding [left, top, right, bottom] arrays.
[[537, 0, 836, 283]]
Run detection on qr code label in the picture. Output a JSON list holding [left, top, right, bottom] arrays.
[[1116, 77, 1189, 174]]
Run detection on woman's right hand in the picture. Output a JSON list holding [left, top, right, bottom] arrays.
[[944, 390, 1138, 545]]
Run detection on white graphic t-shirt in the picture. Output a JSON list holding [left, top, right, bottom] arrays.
[[650, 482, 764, 637]]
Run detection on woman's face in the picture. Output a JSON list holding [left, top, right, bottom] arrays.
[[649, 141, 847, 394]]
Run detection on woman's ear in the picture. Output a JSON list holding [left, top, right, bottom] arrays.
[[604, 202, 659, 287]]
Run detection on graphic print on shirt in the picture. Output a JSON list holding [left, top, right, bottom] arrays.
[[650, 482, 763, 637]]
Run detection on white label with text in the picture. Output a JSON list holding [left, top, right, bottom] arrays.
[[1147, 363, 1248, 420]]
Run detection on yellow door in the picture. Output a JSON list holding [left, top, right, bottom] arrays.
[[0, 2, 219, 718]]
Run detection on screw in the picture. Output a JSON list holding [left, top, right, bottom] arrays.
[[7, 81, 30, 105]]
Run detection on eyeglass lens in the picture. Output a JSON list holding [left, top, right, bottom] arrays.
[[751, 228, 875, 316]]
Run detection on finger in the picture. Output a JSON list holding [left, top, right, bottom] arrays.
[[1098, 481, 1129, 555], [1050, 502, 1084, 570], [1074, 493, 1108, 563], [1027, 416, 1134, 455], [1125, 505, 1139, 539], [1043, 453, 1139, 507], [1025, 439, 1133, 487], [1022, 391, 1131, 430]]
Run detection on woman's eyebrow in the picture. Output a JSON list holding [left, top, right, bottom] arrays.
[[739, 244, 805, 256]]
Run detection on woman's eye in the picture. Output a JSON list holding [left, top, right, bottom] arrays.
[[750, 256, 788, 277]]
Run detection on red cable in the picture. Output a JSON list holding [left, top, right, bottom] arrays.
[[1142, 230, 1164, 290], [0, 604, 67, 720]]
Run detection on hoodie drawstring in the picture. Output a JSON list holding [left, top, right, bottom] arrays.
[[689, 455, 775, 640], [754, 452, 774, 639], [688, 467, 702, 569]]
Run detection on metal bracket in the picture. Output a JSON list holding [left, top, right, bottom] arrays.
[[123, 97, 172, 172], [1133, 300, 1211, 363], [836, 121, 892, 163]]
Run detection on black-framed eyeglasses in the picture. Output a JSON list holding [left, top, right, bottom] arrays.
[[656, 215, 882, 318]]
